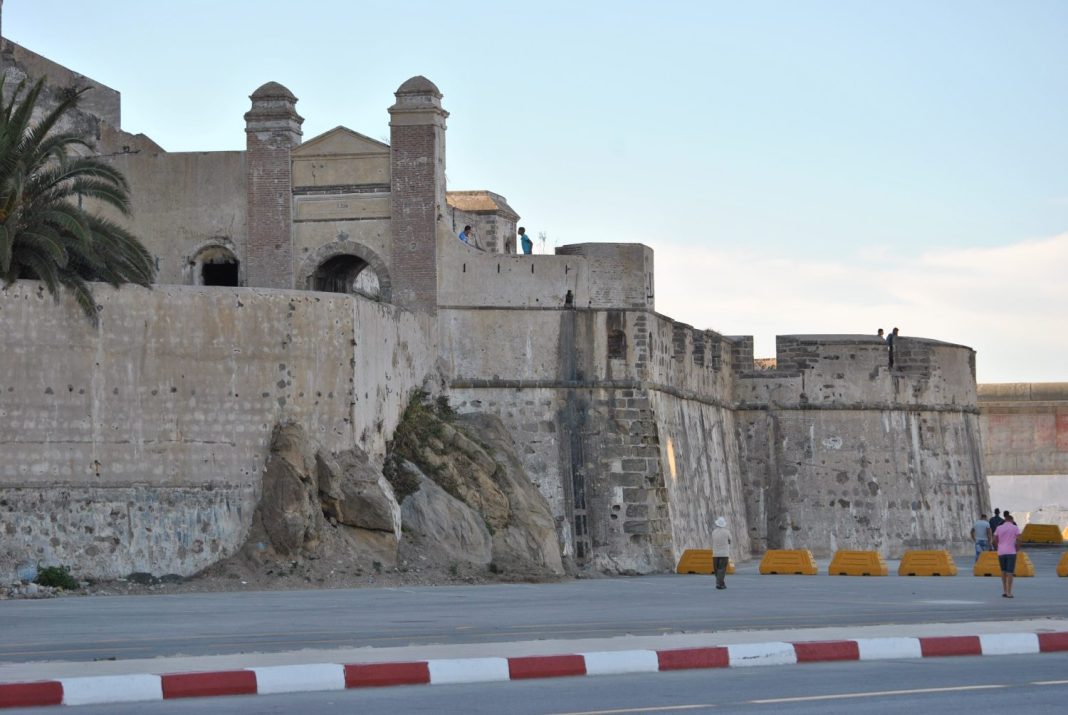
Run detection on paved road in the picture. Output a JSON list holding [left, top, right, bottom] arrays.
[[2, 551, 1065, 663], [6, 652, 1068, 714]]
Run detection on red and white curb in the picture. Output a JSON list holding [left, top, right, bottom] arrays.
[[2, 631, 1067, 709]]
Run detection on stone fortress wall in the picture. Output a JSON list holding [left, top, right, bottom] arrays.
[[0, 30, 990, 578], [0, 284, 433, 578]]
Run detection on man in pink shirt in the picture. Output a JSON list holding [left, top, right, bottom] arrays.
[[992, 512, 1021, 598]]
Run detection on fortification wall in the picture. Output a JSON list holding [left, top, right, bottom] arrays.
[[445, 305, 749, 572], [437, 233, 589, 309], [103, 151, 247, 286], [0, 283, 434, 578], [978, 382, 1068, 476], [734, 335, 987, 557]]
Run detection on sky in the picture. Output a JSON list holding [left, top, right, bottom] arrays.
[[5, 1, 1066, 382]]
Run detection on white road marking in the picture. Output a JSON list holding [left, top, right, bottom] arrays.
[[749, 683, 1007, 704], [1032, 680, 1068, 686], [547, 705, 715, 715]]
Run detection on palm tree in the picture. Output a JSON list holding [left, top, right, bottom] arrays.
[[0, 77, 155, 323]]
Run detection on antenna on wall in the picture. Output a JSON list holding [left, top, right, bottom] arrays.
[[538, 231, 547, 253]]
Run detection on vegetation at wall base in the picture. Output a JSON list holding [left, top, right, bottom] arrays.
[[0, 77, 156, 323], [34, 565, 79, 590]]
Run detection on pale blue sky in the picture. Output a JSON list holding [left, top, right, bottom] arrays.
[[6, 1, 1067, 381]]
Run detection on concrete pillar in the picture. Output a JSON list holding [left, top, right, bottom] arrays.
[[244, 81, 302, 288], [388, 76, 448, 313]]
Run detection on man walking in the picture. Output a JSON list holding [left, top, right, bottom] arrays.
[[992, 511, 1021, 598], [971, 513, 991, 562], [711, 517, 731, 590]]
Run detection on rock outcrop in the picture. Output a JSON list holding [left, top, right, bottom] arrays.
[[316, 447, 401, 538], [259, 423, 324, 555], [385, 395, 564, 576], [399, 462, 494, 565]]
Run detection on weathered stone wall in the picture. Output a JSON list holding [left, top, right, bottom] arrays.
[[444, 305, 752, 572], [102, 151, 247, 286], [979, 383, 1068, 476], [555, 243, 654, 310], [734, 336, 987, 557], [0, 283, 434, 578]]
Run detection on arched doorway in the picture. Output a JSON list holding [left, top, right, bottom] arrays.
[[311, 254, 382, 299], [298, 242, 392, 302], [191, 244, 241, 287]]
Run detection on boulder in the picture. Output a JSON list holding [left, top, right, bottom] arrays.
[[316, 447, 401, 538], [259, 423, 323, 555], [400, 463, 493, 566], [456, 413, 565, 575]]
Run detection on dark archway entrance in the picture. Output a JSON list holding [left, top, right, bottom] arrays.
[[194, 245, 240, 287], [311, 254, 382, 299]]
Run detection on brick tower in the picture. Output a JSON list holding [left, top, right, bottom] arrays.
[[244, 82, 303, 288], [388, 76, 448, 313]]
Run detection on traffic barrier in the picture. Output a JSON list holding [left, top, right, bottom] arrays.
[[1019, 523, 1064, 544], [828, 550, 888, 576], [675, 549, 734, 575], [974, 550, 1035, 577], [898, 550, 958, 576], [1057, 552, 1068, 577], [758, 549, 818, 575], [1063, 524, 1068, 541]]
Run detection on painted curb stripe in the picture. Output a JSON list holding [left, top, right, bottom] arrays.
[[0, 681, 63, 709], [249, 663, 345, 694], [508, 655, 586, 680], [344, 662, 430, 688], [657, 647, 730, 670], [59, 674, 162, 706], [855, 637, 922, 661], [1038, 632, 1068, 653], [919, 636, 982, 658], [3, 631, 1067, 708], [727, 641, 797, 667], [428, 657, 510, 685], [792, 640, 860, 662], [979, 633, 1039, 656], [161, 670, 258, 699], [581, 650, 660, 675]]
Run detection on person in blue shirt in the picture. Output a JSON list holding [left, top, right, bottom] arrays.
[[518, 226, 533, 255], [458, 225, 473, 244]]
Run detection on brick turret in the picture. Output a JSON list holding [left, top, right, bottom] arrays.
[[244, 81, 302, 288], [388, 76, 448, 313]]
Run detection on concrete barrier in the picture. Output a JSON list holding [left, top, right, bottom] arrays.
[[676, 549, 735, 575], [898, 550, 958, 576], [1020, 524, 1064, 544], [1057, 553, 1068, 577], [758, 550, 818, 575], [828, 550, 888, 576], [974, 551, 1035, 577]]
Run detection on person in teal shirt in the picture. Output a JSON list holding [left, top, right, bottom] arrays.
[[518, 226, 533, 255]]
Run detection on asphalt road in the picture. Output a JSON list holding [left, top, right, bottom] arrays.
[[5, 652, 1068, 714], [2, 551, 1065, 663]]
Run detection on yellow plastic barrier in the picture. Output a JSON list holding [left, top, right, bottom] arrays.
[[1058, 553, 1068, 577], [828, 550, 888, 576], [1019, 523, 1064, 544], [898, 550, 958, 576], [676, 549, 734, 574], [974, 550, 1035, 577], [1063, 524, 1068, 541], [759, 549, 818, 575]]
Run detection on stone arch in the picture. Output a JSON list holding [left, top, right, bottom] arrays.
[[186, 240, 242, 287], [297, 242, 392, 302]]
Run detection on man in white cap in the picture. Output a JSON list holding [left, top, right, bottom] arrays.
[[711, 516, 731, 590]]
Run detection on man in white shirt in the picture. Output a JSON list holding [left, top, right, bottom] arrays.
[[711, 517, 731, 590]]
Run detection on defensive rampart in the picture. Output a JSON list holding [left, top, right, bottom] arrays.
[[0, 283, 433, 578], [734, 335, 987, 557], [979, 383, 1068, 476]]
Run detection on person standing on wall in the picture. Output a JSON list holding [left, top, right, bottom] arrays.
[[518, 226, 533, 255], [971, 513, 992, 562], [877, 328, 884, 339], [458, 225, 474, 245], [711, 517, 731, 590], [992, 511, 1021, 598], [886, 327, 899, 367]]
